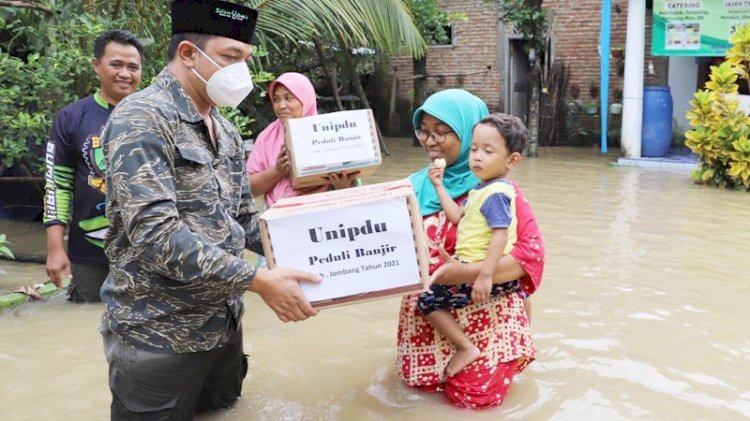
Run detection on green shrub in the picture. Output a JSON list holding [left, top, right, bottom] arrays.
[[0, 9, 167, 171], [685, 23, 750, 190], [0, 5, 268, 170]]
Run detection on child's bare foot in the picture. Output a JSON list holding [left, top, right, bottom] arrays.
[[446, 345, 481, 377]]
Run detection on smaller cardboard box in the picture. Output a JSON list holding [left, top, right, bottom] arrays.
[[259, 179, 428, 308], [284, 109, 382, 189]]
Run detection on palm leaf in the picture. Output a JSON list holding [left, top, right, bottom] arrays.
[[247, 0, 425, 57]]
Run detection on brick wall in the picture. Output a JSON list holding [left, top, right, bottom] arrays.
[[380, 0, 667, 131], [545, 0, 667, 101], [643, 8, 670, 87], [426, 0, 503, 109], [546, 0, 625, 102], [382, 0, 503, 112]]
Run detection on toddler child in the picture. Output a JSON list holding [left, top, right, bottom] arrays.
[[418, 113, 530, 377]]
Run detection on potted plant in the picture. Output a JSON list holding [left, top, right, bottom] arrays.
[[610, 87, 623, 115]]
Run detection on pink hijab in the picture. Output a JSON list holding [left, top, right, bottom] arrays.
[[246, 72, 323, 207]]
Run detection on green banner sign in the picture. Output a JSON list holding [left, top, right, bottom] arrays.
[[652, 0, 750, 56]]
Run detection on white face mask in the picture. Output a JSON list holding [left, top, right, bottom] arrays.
[[190, 45, 254, 108]]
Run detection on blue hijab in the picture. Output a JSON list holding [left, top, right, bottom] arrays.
[[409, 89, 489, 216]]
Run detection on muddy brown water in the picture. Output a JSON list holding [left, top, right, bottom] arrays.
[[1, 141, 749, 420]]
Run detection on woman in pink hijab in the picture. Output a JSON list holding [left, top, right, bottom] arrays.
[[246, 72, 358, 207]]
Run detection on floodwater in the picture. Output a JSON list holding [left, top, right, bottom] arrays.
[[1, 140, 749, 420]]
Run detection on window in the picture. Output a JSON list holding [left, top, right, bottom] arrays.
[[429, 24, 455, 48]]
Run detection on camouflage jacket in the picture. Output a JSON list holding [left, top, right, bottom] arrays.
[[100, 68, 259, 353]]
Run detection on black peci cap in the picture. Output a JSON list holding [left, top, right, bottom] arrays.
[[171, 0, 258, 44]]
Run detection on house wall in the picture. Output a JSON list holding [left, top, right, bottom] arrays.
[[380, 1, 670, 133], [528, 0, 668, 102], [383, 0, 503, 114], [668, 56, 699, 133]]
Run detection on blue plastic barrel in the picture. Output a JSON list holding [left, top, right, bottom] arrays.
[[641, 86, 673, 157]]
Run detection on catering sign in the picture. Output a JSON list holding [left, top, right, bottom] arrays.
[[652, 0, 750, 56]]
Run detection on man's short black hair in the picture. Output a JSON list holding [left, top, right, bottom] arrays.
[[93, 29, 144, 60], [167, 33, 213, 61], [476, 113, 528, 154]]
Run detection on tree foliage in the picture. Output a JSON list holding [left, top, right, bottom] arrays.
[[488, 0, 550, 157], [493, 0, 548, 54], [1, 2, 171, 170], [403, 0, 466, 123], [0, 0, 425, 171], [407, 0, 453, 46]]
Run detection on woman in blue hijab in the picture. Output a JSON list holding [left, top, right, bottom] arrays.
[[408, 88, 496, 273], [397, 89, 541, 409], [409, 89, 488, 216]]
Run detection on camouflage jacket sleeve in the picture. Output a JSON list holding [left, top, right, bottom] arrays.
[[236, 158, 263, 254], [104, 106, 256, 295]]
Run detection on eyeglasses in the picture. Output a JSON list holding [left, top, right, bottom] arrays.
[[415, 129, 454, 144]]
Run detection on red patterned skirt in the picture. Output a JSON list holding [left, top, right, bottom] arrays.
[[396, 291, 535, 408]]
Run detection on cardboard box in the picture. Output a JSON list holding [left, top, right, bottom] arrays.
[[284, 109, 382, 189], [259, 179, 428, 308]]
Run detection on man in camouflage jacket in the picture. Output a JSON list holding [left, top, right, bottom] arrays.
[[99, 1, 320, 418]]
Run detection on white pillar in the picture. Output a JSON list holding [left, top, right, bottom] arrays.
[[620, 0, 646, 158]]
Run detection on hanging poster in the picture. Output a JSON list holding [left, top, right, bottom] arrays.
[[652, 0, 750, 56]]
